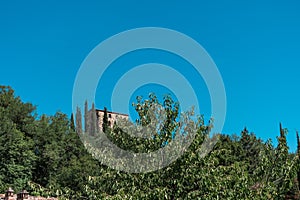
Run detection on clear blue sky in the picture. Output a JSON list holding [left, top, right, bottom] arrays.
[[0, 1, 299, 152]]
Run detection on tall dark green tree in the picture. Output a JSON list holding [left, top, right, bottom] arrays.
[[84, 100, 89, 134], [102, 107, 108, 133], [277, 123, 289, 162], [70, 113, 75, 131], [75, 107, 82, 135], [89, 103, 97, 136]]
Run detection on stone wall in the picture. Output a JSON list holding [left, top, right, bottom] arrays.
[[96, 109, 128, 130]]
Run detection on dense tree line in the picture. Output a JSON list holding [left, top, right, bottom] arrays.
[[0, 85, 299, 199]]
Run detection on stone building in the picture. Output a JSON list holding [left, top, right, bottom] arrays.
[[96, 109, 129, 130]]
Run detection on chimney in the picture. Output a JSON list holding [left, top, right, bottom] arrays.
[[5, 187, 14, 200], [17, 190, 29, 200]]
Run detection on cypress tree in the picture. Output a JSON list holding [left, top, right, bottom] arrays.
[[70, 113, 75, 131], [84, 100, 89, 134], [90, 102, 97, 136], [278, 123, 289, 155], [103, 107, 108, 133], [75, 107, 82, 135]]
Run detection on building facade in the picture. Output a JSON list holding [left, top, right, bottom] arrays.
[[96, 109, 129, 131]]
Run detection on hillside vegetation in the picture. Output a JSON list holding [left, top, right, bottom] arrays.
[[0, 85, 299, 199]]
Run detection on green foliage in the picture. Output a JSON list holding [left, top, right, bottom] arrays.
[[0, 85, 299, 199], [0, 86, 37, 192]]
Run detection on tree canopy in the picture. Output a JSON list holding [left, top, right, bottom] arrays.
[[0, 85, 299, 199]]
